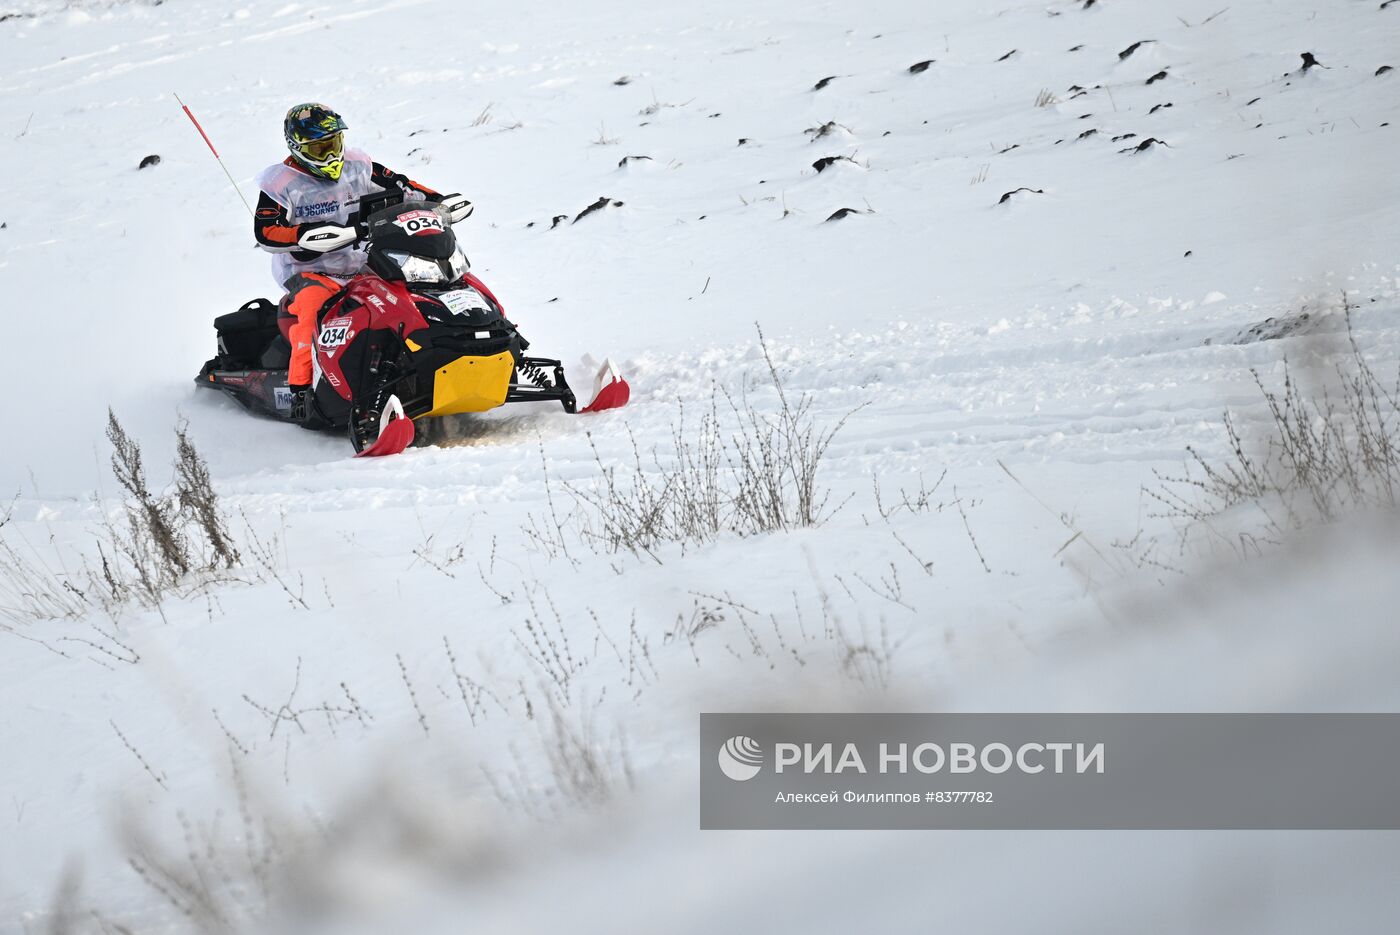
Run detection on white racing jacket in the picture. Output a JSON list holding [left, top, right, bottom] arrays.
[[254, 147, 423, 286]]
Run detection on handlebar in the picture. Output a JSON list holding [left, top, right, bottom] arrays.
[[352, 190, 407, 238], [351, 189, 465, 239], [356, 189, 409, 222]]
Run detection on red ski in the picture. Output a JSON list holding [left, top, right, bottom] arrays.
[[580, 359, 631, 413], [355, 396, 416, 457]]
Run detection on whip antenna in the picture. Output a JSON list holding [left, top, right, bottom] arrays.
[[174, 91, 254, 218]]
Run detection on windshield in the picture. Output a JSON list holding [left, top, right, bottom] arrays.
[[364, 198, 453, 232]]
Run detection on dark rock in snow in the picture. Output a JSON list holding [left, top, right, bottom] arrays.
[[1214, 312, 1330, 346], [1122, 137, 1166, 153], [573, 197, 622, 223], [1112, 132, 1136, 141], [1246, 96, 1262, 105], [812, 155, 857, 173], [1149, 102, 1173, 114], [1377, 65, 1394, 75], [813, 76, 838, 91], [1299, 52, 1324, 72], [1068, 44, 1085, 52], [996, 49, 1017, 62], [738, 138, 751, 145], [908, 60, 934, 74], [138, 154, 161, 169], [549, 215, 568, 230], [1077, 128, 1098, 140], [998, 188, 1044, 205], [618, 155, 653, 168], [1184, 250, 1193, 257], [1146, 70, 1168, 85], [1118, 40, 1153, 60], [825, 208, 862, 222]]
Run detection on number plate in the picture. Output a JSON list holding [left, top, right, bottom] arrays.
[[318, 324, 350, 347]]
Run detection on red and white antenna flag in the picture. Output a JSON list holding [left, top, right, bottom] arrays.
[[174, 91, 254, 218]]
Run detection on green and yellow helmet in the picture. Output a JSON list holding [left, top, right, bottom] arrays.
[[284, 103, 348, 180]]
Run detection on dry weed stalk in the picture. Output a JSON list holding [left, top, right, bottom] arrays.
[[551, 327, 859, 557], [1149, 306, 1400, 552]]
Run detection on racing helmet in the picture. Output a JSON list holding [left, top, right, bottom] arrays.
[[284, 103, 348, 181]]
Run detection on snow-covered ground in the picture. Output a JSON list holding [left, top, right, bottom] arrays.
[[2, 0, 1400, 930]]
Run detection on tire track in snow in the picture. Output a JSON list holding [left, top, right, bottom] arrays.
[[208, 297, 1400, 519]]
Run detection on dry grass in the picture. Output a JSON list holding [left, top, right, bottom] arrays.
[[31, 559, 917, 933], [554, 328, 859, 559], [1149, 306, 1400, 553], [0, 415, 242, 625], [0, 498, 91, 626]]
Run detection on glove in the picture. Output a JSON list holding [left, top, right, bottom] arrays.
[[440, 193, 474, 224], [288, 384, 311, 423]]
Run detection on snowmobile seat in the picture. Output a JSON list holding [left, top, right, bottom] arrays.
[[260, 335, 291, 369], [215, 298, 288, 369]]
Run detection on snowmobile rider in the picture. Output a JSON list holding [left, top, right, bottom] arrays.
[[253, 103, 474, 420]]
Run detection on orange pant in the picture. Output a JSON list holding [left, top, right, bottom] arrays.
[[277, 272, 342, 387]]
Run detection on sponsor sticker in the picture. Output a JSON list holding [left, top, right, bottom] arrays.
[[440, 287, 491, 316], [296, 200, 340, 219]]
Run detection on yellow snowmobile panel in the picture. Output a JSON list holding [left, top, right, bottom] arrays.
[[421, 350, 515, 416]]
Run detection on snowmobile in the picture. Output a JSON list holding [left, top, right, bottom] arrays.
[[196, 192, 629, 456]]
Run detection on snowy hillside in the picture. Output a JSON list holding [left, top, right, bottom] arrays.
[[2, 0, 1400, 930]]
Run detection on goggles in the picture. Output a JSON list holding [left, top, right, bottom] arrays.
[[298, 131, 344, 164]]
